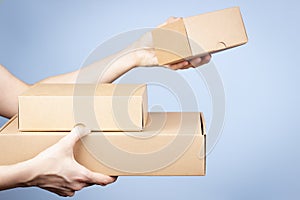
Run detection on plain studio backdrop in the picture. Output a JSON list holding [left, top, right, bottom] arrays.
[[0, 0, 299, 199]]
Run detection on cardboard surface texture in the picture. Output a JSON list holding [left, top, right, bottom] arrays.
[[152, 7, 248, 65], [18, 84, 148, 132], [0, 113, 206, 176]]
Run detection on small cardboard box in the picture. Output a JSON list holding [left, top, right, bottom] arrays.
[[0, 112, 206, 176], [152, 7, 248, 65], [18, 84, 148, 132]]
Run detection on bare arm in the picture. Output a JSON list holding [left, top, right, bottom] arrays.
[[0, 47, 210, 118], [39, 18, 211, 84], [0, 65, 30, 118], [0, 125, 116, 197], [0, 17, 210, 197], [0, 65, 118, 196], [38, 41, 210, 84], [0, 48, 148, 196], [39, 49, 140, 84]]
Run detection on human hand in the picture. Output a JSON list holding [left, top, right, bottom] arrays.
[[22, 124, 117, 197], [129, 17, 211, 70]]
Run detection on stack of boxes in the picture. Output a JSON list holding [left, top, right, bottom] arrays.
[[0, 7, 247, 176], [0, 84, 206, 176]]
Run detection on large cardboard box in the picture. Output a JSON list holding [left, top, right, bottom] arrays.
[[0, 112, 206, 176], [152, 7, 248, 65], [18, 84, 148, 132]]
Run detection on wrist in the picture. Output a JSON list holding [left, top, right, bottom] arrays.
[[114, 49, 140, 70], [14, 159, 38, 187], [0, 159, 38, 190], [126, 47, 158, 67], [127, 51, 140, 69]]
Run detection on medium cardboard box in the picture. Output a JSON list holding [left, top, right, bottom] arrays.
[[18, 83, 148, 132], [152, 7, 248, 65], [0, 112, 206, 176]]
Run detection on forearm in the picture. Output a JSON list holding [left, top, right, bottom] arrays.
[[40, 49, 139, 84], [0, 160, 35, 190], [0, 47, 141, 118], [0, 65, 30, 118], [0, 125, 117, 196]]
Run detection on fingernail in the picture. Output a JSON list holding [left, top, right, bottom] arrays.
[[74, 123, 91, 134], [82, 127, 91, 134]]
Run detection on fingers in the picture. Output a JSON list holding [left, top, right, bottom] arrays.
[[189, 57, 202, 68], [189, 54, 211, 67], [198, 54, 212, 66], [87, 171, 117, 186], [43, 167, 116, 197], [40, 164, 113, 197], [69, 182, 90, 192], [45, 187, 75, 197], [57, 190, 75, 197], [167, 60, 189, 70], [157, 16, 181, 28], [74, 160, 117, 187], [167, 16, 181, 24], [167, 54, 212, 70], [49, 172, 115, 197]]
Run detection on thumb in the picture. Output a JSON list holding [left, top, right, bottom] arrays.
[[63, 124, 91, 147]]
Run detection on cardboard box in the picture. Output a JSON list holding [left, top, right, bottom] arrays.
[[18, 83, 148, 131], [152, 7, 248, 65], [0, 112, 206, 176]]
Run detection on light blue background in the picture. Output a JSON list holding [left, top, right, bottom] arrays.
[[0, 0, 299, 199]]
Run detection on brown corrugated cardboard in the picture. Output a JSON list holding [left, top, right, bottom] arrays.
[[18, 83, 148, 132], [0, 112, 206, 176], [152, 7, 248, 65]]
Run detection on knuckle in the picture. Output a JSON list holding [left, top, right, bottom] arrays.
[[80, 169, 92, 180], [106, 177, 116, 184], [100, 182, 108, 187], [102, 179, 109, 186], [203, 58, 209, 64], [203, 55, 211, 63], [111, 176, 118, 183], [72, 184, 83, 191], [100, 177, 114, 186], [170, 66, 176, 70], [68, 192, 75, 197], [60, 193, 69, 197]]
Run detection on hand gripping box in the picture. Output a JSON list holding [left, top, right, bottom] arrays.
[[18, 83, 148, 132], [152, 7, 248, 65], [0, 112, 206, 176]]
